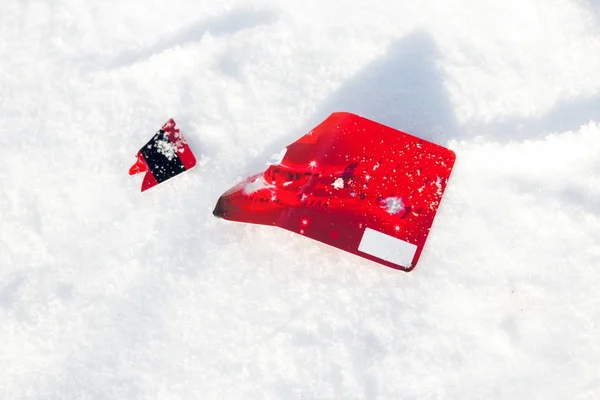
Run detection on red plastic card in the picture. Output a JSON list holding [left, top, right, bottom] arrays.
[[213, 112, 456, 271], [129, 119, 196, 192]]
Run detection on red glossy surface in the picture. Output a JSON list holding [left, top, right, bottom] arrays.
[[213, 112, 456, 271]]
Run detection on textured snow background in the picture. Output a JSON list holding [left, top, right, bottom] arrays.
[[2, 0, 600, 399]]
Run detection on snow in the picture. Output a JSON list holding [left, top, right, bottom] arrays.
[[243, 174, 274, 194], [2, 0, 600, 398], [154, 135, 179, 161], [381, 197, 404, 215], [266, 148, 287, 166], [332, 177, 345, 190]]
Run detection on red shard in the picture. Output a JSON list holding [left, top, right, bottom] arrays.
[[213, 112, 456, 271], [129, 119, 196, 192]]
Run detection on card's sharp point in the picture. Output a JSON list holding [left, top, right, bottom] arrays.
[[129, 152, 148, 176]]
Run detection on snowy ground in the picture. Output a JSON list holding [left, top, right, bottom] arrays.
[[2, 0, 600, 399]]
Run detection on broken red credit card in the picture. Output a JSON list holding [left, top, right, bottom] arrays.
[[129, 119, 196, 192], [213, 112, 456, 271]]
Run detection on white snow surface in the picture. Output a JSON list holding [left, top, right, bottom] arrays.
[[2, 0, 600, 399]]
